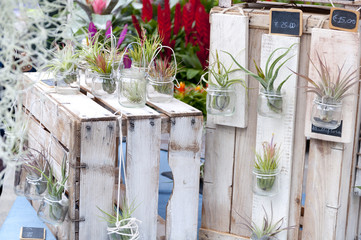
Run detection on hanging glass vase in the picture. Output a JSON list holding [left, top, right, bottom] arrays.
[[55, 71, 80, 94], [311, 97, 342, 129], [24, 174, 47, 200], [37, 193, 69, 225], [206, 85, 236, 116], [118, 68, 147, 108], [257, 90, 284, 118], [147, 77, 174, 103], [13, 165, 27, 196], [252, 169, 280, 197], [92, 73, 117, 97]]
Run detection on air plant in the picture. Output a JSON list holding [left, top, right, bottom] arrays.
[[239, 204, 294, 240], [148, 58, 177, 82], [225, 44, 296, 114], [254, 135, 280, 192]]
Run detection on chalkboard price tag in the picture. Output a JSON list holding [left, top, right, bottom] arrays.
[[311, 120, 343, 138], [20, 227, 46, 240], [329, 7, 359, 32], [269, 8, 303, 37]]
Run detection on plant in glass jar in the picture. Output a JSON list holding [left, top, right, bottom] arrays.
[[225, 44, 296, 117], [202, 51, 245, 116], [47, 43, 80, 94], [293, 53, 358, 129], [253, 135, 280, 196]]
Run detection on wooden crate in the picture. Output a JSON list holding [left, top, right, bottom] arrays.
[[23, 71, 203, 240], [201, 4, 361, 240]]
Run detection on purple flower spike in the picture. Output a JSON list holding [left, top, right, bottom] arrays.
[[105, 20, 112, 39], [88, 22, 97, 40], [116, 24, 128, 49], [123, 53, 132, 69]]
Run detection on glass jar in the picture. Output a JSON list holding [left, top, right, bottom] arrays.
[[251, 234, 273, 240], [257, 90, 284, 118], [118, 68, 147, 108], [84, 68, 94, 88], [55, 71, 80, 94], [37, 194, 69, 225], [147, 77, 174, 103], [311, 98, 342, 129], [13, 165, 27, 196], [92, 73, 117, 97], [24, 174, 47, 200], [252, 169, 280, 197], [206, 86, 236, 116]]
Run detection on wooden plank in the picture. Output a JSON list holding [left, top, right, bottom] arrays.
[[251, 34, 300, 240], [302, 140, 344, 240], [304, 29, 360, 143], [79, 120, 116, 240], [147, 98, 202, 118], [230, 27, 263, 237], [208, 13, 249, 128], [199, 228, 248, 240], [126, 117, 161, 239], [201, 124, 236, 232], [165, 116, 203, 239]]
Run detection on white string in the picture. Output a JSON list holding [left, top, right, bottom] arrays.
[[329, 0, 335, 8], [357, 6, 361, 11]]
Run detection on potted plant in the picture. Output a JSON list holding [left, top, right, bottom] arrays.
[[147, 46, 178, 103], [226, 44, 296, 118], [98, 201, 140, 240], [241, 205, 294, 240], [47, 43, 80, 94], [293, 53, 358, 129], [202, 51, 246, 116], [253, 135, 280, 196], [35, 155, 69, 225]]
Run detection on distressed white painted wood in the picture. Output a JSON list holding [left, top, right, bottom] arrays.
[[199, 228, 248, 240], [126, 117, 161, 239], [304, 28, 361, 143], [208, 13, 249, 128], [252, 34, 300, 240], [166, 116, 202, 240]]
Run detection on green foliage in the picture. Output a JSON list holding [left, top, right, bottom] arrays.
[[47, 43, 78, 74], [174, 82, 207, 118]]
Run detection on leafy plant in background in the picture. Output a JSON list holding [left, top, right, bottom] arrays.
[[174, 82, 207, 118], [254, 135, 280, 191]]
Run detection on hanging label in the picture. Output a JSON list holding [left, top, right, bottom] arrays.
[[311, 120, 342, 137], [269, 9, 303, 36], [329, 7, 359, 32]]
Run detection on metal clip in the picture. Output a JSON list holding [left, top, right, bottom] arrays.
[[326, 203, 341, 210], [69, 217, 85, 222], [70, 163, 87, 169]]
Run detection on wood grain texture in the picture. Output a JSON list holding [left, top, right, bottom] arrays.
[[199, 228, 248, 240], [201, 124, 236, 232], [208, 13, 249, 128], [304, 29, 361, 143], [230, 28, 264, 237], [251, 34, 300, 240], [166, 116, 203, 240], [79, 121, 116, 240], [126, 118, 161, 239], [147, 98, 202, 118]]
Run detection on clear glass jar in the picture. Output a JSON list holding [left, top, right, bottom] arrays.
[[24, 174, 47, 200], [206, 86, 236, 116], [311, 98, 342, 129], [147, 77, 174, 103], [37, 194, 69, 225], [251, 234, 273, 240], [252, 169, 280, 197], [118, 68, 147, 108], [257, 90, 284, 118], [55, 71, 80, 94], [13, 165, 27, 196], [92, 73, 117, 97], [84, 68, 94, 88]]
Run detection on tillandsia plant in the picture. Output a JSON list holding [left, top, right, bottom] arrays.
[[240, 204, 294, 240], [202, 51, 245, 115], [98, 201, 140, 240], [148, 58, 177, 82], [225, 44, 296, 114], [254, 135, 280, 192]]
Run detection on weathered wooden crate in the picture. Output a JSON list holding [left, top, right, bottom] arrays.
[[22, 71, 203, 240], [200, 3, 361, 240]]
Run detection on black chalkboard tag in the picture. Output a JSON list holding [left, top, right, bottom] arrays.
[[269, 8, 303, 37], [20, 227, 46, 240], [329, 7, 359, 32], [311, 120, 342, 138]]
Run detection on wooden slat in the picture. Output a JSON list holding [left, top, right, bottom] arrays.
[[79, 120, 116, 240], [304, 29, 360, 143], [251, 34, 300, 240], [125, 117, 161, 239], [165, 116, 202, 239], [208, 13, 249, 128], [202, 124, 236, 232], [199, 228, 248, 240], [147, 98, 202, 118]]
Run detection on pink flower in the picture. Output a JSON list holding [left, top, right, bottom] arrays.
[[92, 0, 107, 15], [105, 20, 112, 38]]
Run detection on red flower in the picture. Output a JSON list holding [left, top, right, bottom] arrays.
[[182, 2, 195, 45], [157, 0, 171, 47], [142, 0, 153, 22], [173, 3, 182, 36], [92, 0, 107, 14], [195, 4, 210, 69], [132, 15, 142, 39]]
